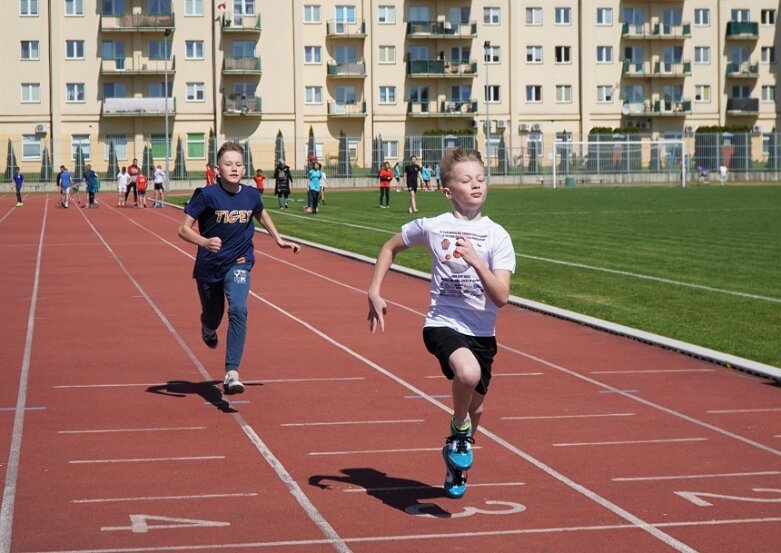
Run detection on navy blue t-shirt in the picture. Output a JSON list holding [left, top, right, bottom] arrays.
[[185, 183, 264, 282]]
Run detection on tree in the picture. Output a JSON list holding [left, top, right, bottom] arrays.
[[172, 136, 186, 179], [74, 145, 85, 181], [307, 125, 316, 166], [496, 132, 507, 175], [107, 140, 119, 179], [275, 130, 285, 164], [208, 128, 217, 166], [338, 130, 351, 177], [372, 135, 384, 173], [141, 144, 155, 177], [244, 140, 254, 177], [40, 145, 53, 182], [4, 139, 17, 182]]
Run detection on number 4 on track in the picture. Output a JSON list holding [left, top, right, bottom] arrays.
[[102, 514, 230, 533], [675, 488, 781, 507]]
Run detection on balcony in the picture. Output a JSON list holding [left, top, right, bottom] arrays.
[[726, 21, 759, 39], [621, 22, 690, 40], [222, 56, 262, 75], [327, 100, 367, 117], [647, 99, 692, 116], [223, 96, 262, 117], [326, 20, 366, 38], [101, 97, 175, 117], [652, 60, 691, 77], [406, 59, 477, 78], [726, 97, 759, 114], [407, 99, 478, 117], [99, 13, 174, 32], [100, 56, 175, 75], [326, 61, 366, 78], [621, 60, 651, 77], [406, 20, 478, 39], [726, 61, 759, 79], [221, 13, 261, 33]]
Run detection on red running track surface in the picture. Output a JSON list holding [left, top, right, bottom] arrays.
[[0, 193, 779, 552]]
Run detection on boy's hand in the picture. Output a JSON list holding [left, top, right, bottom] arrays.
[[454, 236, 480, 268], [277, 239, 301, 253], [367, 294, 387, 334], [203, 237, 222, 252]]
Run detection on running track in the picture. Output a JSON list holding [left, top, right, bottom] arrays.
[[1, 193, 779, 553]]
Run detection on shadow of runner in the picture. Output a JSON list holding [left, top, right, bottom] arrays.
[[309, 467, 452, 517], [146, 380, 238, 413]]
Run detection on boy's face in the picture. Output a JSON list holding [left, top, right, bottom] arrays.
[[443, 161, 487, 211], [216, 150, 246, 185]]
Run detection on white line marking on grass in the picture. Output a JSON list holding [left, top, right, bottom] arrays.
[[342, 482, 526, 493], [518, 253, 781, 303], [309, 447, 482, 456], [70, 456, 225, 464], [591, 369, 716, 375], [707, 408, 781, 414], [503, 413, 635, 421], [613, 471, 781, 482], [281, 419, 424, 427], [71, 492, 259, 504], [58, 427, 207, 434], [553, 438, 708, 447]]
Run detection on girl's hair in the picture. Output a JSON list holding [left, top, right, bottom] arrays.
[[439, 148, 484, 188], [217, 141, 245, 162]]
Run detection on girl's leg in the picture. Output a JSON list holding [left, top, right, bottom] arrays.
[[409, 190, 418, 212], [222, 265, 251, 373], [379, 188, 384, 206]]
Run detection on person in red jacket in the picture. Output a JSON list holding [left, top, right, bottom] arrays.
[[137, 172, 149, 207], [378, 161, 393, 208], [253, 169, 266, 195], [125, 158, 140, 206]]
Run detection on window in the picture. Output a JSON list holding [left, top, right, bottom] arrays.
[[378, 5, 395, 24], [185, 40, 204, 59], [555, 46, 571, 64], [382, 140, 399, 159], [71, 134, 91, 161], [335, 86, 356, 104], [451, 85, 471, 101], [187, 133, 205, 158], [66, 83, 85, 102], [526, 46, 542, 64], [149, 40, 169, 60], [624, 84, 644, 102], [408, 6, 429, 22], [185, 0, 203, 16], [555, 7, 571, 25], [731, 9, 749, 23], [20, 0, 38, 16], [762, 47, 776, 64], [484, 45, 500, 63], [103, 135, 128, 161], [102, 82, 127, 98], [451, 46, 470, 63], [102, 0, 122, 16], [232, 40, 255, 58], [65, 40, 85, 59], [22, 135, 41, 160], [762, 86, 776, 102], [555, 85, 572, 103], [695, 84, 711, 103], [335, 5, 356, 24], [149, 82, 172, 97], [694, 8, 710, 26], [596, 85, 613, 103], [64, 0, 83, 16], [21, 40, 40, 60], [304, 46, 322, 63], [303, 4, 321, 23], [305, 86, 322, 103], [596, 7, 612, 25], [186, 82, 205, 101], [148, 0, 171, 15], [378, 45, 395, 64], [485, 85, 500, 103], [694, 46, 710, 64], [483, 7, 500, 25], [525, 85, 542, 103], [378, 86, 396, 104], [525, 7, 542, 25], [596, 46, 612, 63], [761, 10, 776, 25]]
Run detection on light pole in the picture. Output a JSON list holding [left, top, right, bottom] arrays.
[[483, 40, 491, 183], [163, 27, 172, 189]]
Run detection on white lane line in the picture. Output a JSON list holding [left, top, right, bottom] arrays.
[[58, 427, 207, 434], [309, 447, 483, 456], [405, 394, 450, 399], [0, 407, 46, 412], [70, 456, 225, 464], [53, 377, 364, 389], [613, 471, 781, 482], [0, 198, 48, 553], [553, 438, 708, 448], [425, 372, 544, 378], [707, 408, 781, 414], [281, 419, 424, 427], [342, 482, 526, 493], [71, 492, 259, 504], [255, 377, 365, 384], [503, 413, 635, 421], [591, 369, 716, 375]]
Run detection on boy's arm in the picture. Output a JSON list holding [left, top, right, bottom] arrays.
[[256, 210, 301, 253], [178, 214, 222, 252], [455, 236, 512, 307], [367, 233, 408, 334]]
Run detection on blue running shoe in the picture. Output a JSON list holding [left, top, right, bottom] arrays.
[[445, 428, 474, 471], [442, 445, 467, 498]]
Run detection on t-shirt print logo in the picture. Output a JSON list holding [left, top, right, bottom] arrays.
[[233, 269, 247, 284]]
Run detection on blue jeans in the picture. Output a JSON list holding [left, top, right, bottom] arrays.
[[197, 263, 251, 373]]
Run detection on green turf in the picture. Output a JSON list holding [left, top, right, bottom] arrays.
[[173, 184, 781, 368]]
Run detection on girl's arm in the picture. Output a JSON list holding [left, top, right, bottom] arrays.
[[367, 234, 408, 333]]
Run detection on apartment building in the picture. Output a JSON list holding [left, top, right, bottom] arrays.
[[1, 0, 778, 176]]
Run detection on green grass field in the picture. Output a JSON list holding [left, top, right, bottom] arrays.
[[175, 184, 781, 368]]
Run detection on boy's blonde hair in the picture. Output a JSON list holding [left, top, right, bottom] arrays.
[[217, 141, 245, 162], [440, 148, 484, 188]]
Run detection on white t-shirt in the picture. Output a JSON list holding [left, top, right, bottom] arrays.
[[117, 172, 131, 190], [154, 168, 166, 184], [401, 212, 516, 336]]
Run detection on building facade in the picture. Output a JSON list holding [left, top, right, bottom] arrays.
[[1, 0, 779, 177]]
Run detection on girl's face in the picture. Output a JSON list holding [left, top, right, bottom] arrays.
[[216, 151, 246, 185]]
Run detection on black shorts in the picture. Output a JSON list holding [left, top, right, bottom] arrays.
[[154, 183, 164, 191], [407, 181, 418, 192], [423, 326, 497, 395]]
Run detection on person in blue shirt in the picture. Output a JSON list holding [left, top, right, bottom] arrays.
[[83, 164, 100, 208], [178, 141, 301, 395], [434, 162, 442, 190], [421, 163, 432, 191], [59, 166, 72, 208], [393, 162, 401, 193], [13, 167, 23, 207], [307, 161, 324, 214]]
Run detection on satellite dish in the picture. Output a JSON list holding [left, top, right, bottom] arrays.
[[621, 104, 631, 115]]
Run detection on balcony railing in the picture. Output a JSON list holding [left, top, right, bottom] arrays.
[[222, 56, 262, 74], [326, 61, 367, 78], [648, 99, 692, 115], [100, 56, 175, 75], [726, 97, 759, 113], [101, 97, 175, 116], [621, 60, 651, 77], [621, 22, 691, 39], [407, 99, 478, 116], [223, 96, 262, 116], [327, 100, 367, 116], [99, 13, 175, 32], [406, 59, 477, 77], [726, 21, 759, 39], [221, 13, 261, 32], [652, 60, 691, 77], [326, 20, 366, 38], [726, 61, 759, 78], [406, 20, 478, 38]]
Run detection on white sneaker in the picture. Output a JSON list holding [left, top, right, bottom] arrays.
[[223, 373, 245, 395]]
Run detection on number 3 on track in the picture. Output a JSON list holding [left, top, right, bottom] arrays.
[[102, 515, 230, 533], [406, 500, 526, 518]]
